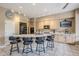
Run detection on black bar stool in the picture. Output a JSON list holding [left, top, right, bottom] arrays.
[[9, 36, 21, 55], [46, 35, 54, 48], [22, 37, 33, 54], [35, 37, 45, 55], [16, 37, 21, 43]]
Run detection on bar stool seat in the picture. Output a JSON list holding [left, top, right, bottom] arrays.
[[23, 41, 32, 45], [10, 42, 17, 44], [35, 40, 44, 44]]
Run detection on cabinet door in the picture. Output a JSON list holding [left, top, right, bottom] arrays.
[[20, 22, 27, 34], [30, 27, 34, 34]]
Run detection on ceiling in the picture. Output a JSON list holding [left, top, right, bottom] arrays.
[[0, 3, 79, 18]]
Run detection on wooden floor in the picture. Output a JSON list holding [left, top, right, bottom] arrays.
[[0, 41, 79, 56]]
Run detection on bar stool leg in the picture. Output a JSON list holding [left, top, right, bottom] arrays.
[[53, 41, 54, 48], [36, 44, 38, 51], [50, 41, 54, 48], [22, 45, 25, 54], [36, 43, 45, 55], [30, 44, 33, 53], [51, 41, 53, 48], [43, 43, 45, 53], [10, 44, 13, 55], [46, 41, 49, 48], [38, 44, 40, 55], [17, 43, 19, 53]]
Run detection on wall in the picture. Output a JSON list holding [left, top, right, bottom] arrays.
[[75, 9, 79, 35], [36, 11, 75, 33], [0, 7, 20, 45], [0, 7, 5, 45], [28, 19, 34, 34], [75, 9, 79, 41], [5, 20, 15, 45], [36, 19, 59, 30]]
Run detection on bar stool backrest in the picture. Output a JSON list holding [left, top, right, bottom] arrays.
[[36, 37, 44, 42], [47, 36, 52, 39], [9, 36, 17, 43], [23, 37, 33, 42]]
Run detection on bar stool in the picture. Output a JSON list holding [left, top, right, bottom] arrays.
[[9, 36, 21, 55], [22, 37, 33, 54], [46, 35, 54, 48], [16, 37, 21, 42], [35, 37, 45, 55]]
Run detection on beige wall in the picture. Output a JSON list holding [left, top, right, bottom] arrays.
[[36, 19, 59, 30], [75, 9, 79, 36], [36, 11, 75, 33], [0, 7, 6, 45]]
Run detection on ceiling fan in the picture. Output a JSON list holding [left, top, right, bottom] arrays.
[[62, 3, 69, 9]]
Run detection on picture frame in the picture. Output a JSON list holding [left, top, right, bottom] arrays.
[[44, 25, 50, 29]]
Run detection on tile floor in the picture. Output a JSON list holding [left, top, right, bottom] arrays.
[[0, 41, 79, 56]]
